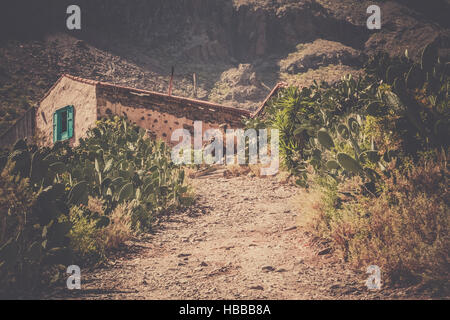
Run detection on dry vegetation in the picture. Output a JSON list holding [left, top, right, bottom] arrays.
[[296, 156, 449, 293], [257, 42, 449, 295]]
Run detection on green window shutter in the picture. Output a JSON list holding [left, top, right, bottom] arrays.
[[53, 112, 58, 143], [59, 108, 66, 140], [67, 105, 74, 139], [53, 105, 74, 143]]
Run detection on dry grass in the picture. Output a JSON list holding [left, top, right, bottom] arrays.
[[280, 64, 364, 89], [101, 203, 135, 250], [346, 158, 449, 287], [296, 156, 449, 292], [87, 197, 104, 215], [69, 199, 135, 263]]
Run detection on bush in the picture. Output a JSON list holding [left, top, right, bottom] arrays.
[[345, 157, 449, 288], [257, 44, 448, 189], [68, 205, 105, 265], [0, 162, 71, 298], [0, 165, 39, 297], [0, 117, 193, 297], [68, 201, 135, 265], [298, 153, 449, 292], [275, 44, 449, 293], [65, 117, 192, 231], [101, 202, 134, 250]]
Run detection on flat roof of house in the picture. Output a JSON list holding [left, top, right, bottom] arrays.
[[39, 74, 287, 119], [41, 74, 251, 118]]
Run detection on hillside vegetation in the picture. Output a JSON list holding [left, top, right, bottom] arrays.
[[0, 0, 449, 298], [250, 43, 449, 294], [0, 117, 192, 298]]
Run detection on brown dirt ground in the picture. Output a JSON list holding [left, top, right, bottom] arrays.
[[51, 173, 432, 300]]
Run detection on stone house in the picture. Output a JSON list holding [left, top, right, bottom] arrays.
[[0, 74, 284, 148]]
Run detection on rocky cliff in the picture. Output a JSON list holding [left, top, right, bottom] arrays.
[[0, 0, 448, 135]]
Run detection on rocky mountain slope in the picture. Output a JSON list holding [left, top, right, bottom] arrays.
[[0, 0, 448, 135]]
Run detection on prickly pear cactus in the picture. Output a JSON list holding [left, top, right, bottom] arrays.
[[337, 153, 363, 174], [317, 129, 335, 150]]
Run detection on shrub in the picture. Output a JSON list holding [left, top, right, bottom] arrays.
[[0, 165, 39, 297], [283, 44, 449, 293], [298, 155, 449, 291], [65, 117, 192, 231], [256, 45, 448, 189], [68, 205, 105, 265], [101, 203, 134, 250], [0, 162, 71, 298], [0, 117, 193, 296], [68, 202, 135, 265], [344, 157, 449, 288]]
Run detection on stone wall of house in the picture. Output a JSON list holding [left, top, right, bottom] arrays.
[[34, 74, 251, 148], [36, 76, 98, 147], [96, 83, 250, 145]]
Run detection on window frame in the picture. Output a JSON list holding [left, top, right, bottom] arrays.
[[53, 105, 74, 142]]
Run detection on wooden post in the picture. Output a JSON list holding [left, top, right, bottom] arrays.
[[193, 72, 197, 98], [168, 66, 174, 96]]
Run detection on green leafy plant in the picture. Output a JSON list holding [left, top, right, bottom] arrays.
[[0, 117, 193, 297], [65, 117, 191, 231], [0, 145, 72, 297], [255, 45, 448, 189], [257, 44, 449, 290]]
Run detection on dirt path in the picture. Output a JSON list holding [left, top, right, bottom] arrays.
[[54, 174, 417, 300]]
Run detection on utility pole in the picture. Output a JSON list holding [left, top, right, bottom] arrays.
[[193, 72, 197, 98], [168, 66, 174, 96]]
